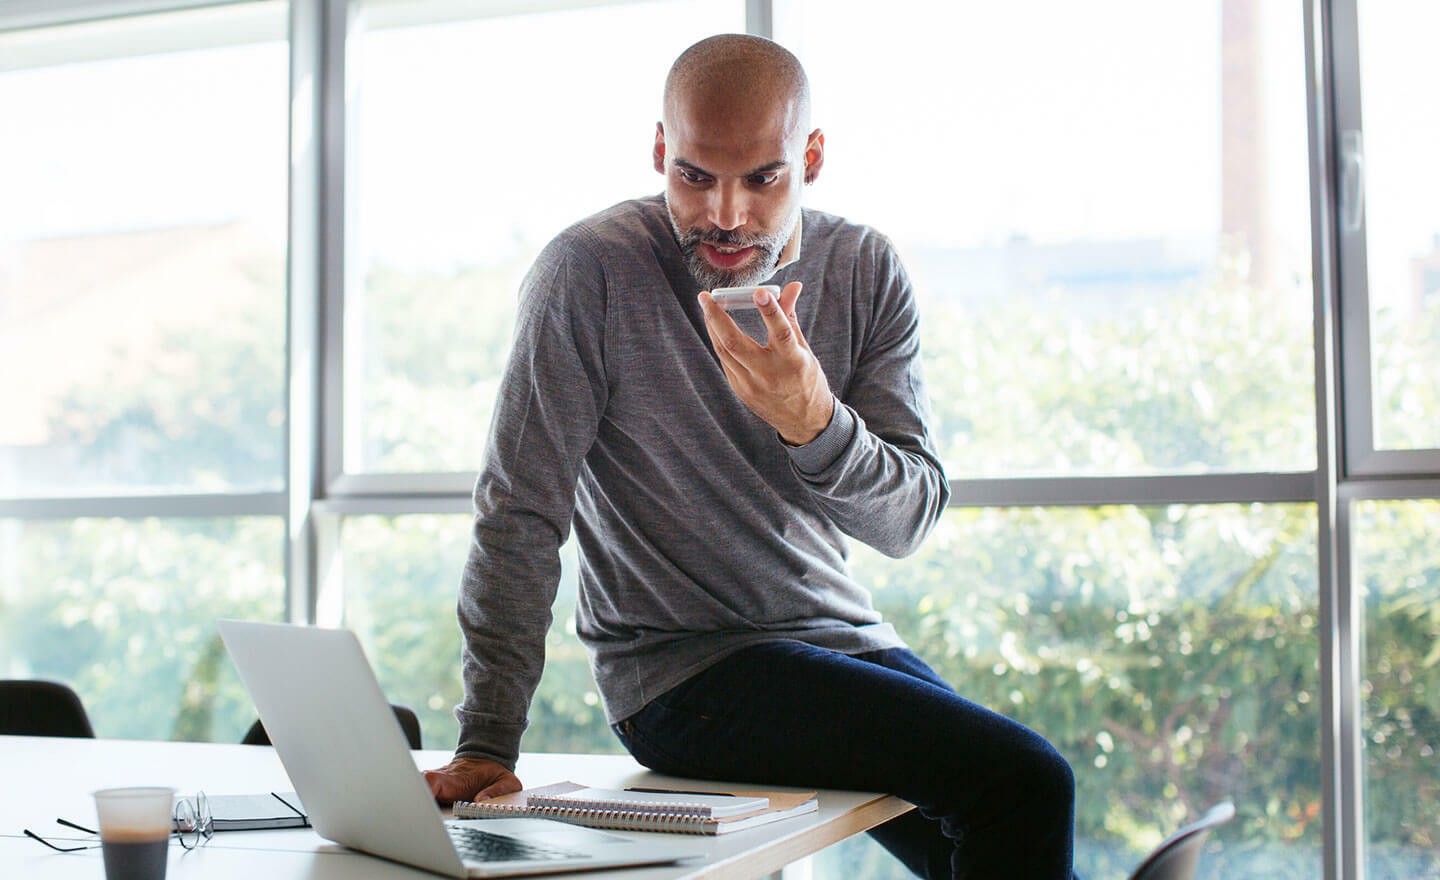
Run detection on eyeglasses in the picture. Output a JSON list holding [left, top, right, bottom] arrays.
[[173, 791, 213, 850], [23, 818, 101, 853], [24, 792, 213, 853]]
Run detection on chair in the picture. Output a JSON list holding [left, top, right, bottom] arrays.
[[242, 702, 422, 749], [0, 679, 97, 737], [1127, 801, 1236, 880]]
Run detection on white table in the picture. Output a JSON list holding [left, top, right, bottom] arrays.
[[1, 736, 912, 879]]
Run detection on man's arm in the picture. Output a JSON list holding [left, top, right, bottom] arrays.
[[699, 240, 948, 558], [425, 237, 609, 800]]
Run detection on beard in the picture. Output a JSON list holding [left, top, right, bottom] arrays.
[[667, 201, 799, 290]]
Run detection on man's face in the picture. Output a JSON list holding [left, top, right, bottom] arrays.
[[654, 95, 822, 289]]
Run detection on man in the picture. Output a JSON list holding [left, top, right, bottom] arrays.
[[425, 34, 1076, 879]]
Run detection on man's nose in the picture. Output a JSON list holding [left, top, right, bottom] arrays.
[[707, 182, 747, 231]]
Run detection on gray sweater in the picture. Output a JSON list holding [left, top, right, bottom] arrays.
[[456, 195, 950, 768]]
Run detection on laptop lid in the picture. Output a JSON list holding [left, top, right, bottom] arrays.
[[216, 619, 693, 878]]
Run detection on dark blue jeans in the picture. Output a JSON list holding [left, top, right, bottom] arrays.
[[612, 640, 1075, 880]]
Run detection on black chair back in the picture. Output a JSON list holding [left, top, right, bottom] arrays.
[[0, 679, 97, 738]]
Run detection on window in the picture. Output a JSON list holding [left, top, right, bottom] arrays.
[[0, 516, 283, 740], [1341, 0, 1440, 464], [0, 0, 288, 743], [832, 504, 1321, 877], [1, 3, 1436, 879], [335, 514, 618, 754], [1355, 499, 1440, 879], [341, 0, 743, 477], [330, 0, 744, 754], [0, 2, 289, 497], [775, 0, 1315, 478]]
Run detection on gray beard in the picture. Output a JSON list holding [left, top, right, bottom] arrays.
[[667, 204, 797, 290]]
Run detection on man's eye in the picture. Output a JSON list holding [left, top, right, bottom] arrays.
[[678, 169, 708, 184], [749, 174, 779, 186]]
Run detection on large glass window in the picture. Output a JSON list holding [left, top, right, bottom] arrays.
[[0, 4, 1434, 879], [0, 516, 284, 741], [775, 1, 1315, 478], [0, 3, 289, 497], [343, 0, 744, 476], [336, 514, 617, 754], [1353, 2, 1440, 452], [1355, 499, 1440, 880], [337, 514, 472, 750], [0, 0, 288, 748], [819, 503, 1321, 879]]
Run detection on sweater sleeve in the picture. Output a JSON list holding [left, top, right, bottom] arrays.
[[453, 233, 608, 768], [785, 237, 950, 558]]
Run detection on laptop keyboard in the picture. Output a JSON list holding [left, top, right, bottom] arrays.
[[449, 825, 586, 863]]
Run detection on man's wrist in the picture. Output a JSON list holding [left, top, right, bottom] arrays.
[[784, 398, 857, 477], [780, 393, 836, 447]]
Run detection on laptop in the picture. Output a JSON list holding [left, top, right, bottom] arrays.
[[217, 619, 697, 878]]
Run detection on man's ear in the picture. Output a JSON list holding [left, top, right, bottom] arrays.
[[802, 128, 825, 184], [653, 122, 666, 175]]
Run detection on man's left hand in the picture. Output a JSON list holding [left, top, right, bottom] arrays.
[[699, 281, 834, 446]]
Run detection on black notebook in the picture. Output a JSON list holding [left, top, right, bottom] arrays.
[[176, 791, 309, 831]]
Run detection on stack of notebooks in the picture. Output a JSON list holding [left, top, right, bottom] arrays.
[[453, 781, 818, 835]]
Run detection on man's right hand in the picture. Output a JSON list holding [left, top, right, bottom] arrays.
[[423, 756, 523, 805]]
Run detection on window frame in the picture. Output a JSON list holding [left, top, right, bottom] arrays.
[[1329, 0, 1440, 478], [0, 0, 291, 527]]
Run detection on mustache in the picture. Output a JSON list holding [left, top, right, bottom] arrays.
[[679, 227, 765, 248]]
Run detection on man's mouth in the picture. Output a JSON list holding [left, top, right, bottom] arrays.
[[699, 242, 756, 269]]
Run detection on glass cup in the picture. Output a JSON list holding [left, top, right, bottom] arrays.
[[92, 787, 175, 880]]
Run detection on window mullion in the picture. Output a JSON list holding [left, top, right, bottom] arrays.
[[1308, 1, 1365, 878], [285, 0, 345, 626]]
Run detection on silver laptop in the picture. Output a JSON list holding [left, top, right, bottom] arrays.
[[217, 619, 696, 878]]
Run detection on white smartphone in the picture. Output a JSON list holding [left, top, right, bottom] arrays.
[[709, 285, 780, 311]]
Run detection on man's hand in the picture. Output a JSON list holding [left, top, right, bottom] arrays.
[[699, 281, 835, 446], [423, 756, 522, 805]]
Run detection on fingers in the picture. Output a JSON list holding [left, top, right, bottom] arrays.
[[752, 284, 796, 348], [699, 281, 807, 358], [474, 776, 524, 801], [423, 768, 470, 804], [776, 281, 803, 320], [776, 281, 808, 348], [425, 767, 486, 804], [698, 291, 761, 370]]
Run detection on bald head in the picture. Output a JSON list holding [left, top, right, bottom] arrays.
[[654, 34, 823, 289], [663, 34, 811, 140]]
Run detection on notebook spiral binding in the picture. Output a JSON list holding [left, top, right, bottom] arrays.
[[453, 799, 720, 833], [528, 794, 716, 817]]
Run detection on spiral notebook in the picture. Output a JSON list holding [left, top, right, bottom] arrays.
[[453, 781, 818, 835]]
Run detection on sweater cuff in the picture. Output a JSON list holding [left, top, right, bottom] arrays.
[[785, 399, 857, 476], [454, 707, 527, 771]]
